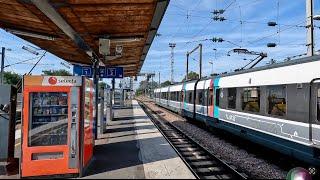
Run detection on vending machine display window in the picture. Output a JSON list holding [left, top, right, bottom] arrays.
[[29, 92, 69, 147]]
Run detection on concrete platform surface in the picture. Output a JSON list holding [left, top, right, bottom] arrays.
[[82, 100, 195, 179]]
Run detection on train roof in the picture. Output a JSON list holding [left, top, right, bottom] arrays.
[[155, 56, 320, 90], [217, 55, 320, 78]]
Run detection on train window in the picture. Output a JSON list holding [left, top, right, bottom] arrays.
[[197, 90, 204, 105], [228, 88, 237, 109], [186, 91, 189, 103], [170, 92, 175, 101], [162, 92, 167, 99], [215, 89, 220, 107], [187, 91, 193, 104], [267, 85, 286, 116], [317, 88, 320, 121], [242, 87, 260, 112]]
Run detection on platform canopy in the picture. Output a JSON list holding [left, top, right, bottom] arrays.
[[0, 0, 169, 77]]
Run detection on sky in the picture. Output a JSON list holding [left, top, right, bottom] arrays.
[[1, 0, 320, 88]]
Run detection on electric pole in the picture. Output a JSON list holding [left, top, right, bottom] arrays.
[[1, 47, 5, 85], [159, 71, 161, 88], [306, 0, 314, 56], [169, 43, 176, 84], [186, 44, 203, 80]]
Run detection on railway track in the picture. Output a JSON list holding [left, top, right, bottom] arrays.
[[138, 100, 248, 179]]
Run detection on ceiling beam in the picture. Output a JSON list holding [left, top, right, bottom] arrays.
[[30, 0, 97, 62]]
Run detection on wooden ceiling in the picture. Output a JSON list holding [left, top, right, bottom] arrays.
[[0, 0, 169, 77]]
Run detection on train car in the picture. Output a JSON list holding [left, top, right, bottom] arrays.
[[167, 83, 183, 113], [154, 88, 161, 104], [154, 55, 320, 166], [182, 80, 197, 119], [159, 86, 169, 108], [214, 56, 320, 165]]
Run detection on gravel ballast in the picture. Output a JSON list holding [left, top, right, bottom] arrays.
[[138, 98, 290, 179]]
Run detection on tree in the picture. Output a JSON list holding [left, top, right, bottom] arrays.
[[3, 71, 22, 85], [99, 81, 107, 89], [182, 71, 199, 81], [42, 69, 72, 76], [161, 80, 171, 87], [135, 80, 158, 96]]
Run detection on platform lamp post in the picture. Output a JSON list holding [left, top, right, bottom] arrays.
[[0, 47, 12, 85], [209, 61, 213, 76]]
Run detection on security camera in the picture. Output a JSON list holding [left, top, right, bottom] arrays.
[[115, 45, 123, 56], [0, 104, 10, 113]]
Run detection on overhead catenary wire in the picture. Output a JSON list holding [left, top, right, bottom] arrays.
[[16, 51, 47, 91], [246, 20, 306, 46], [4, 56, 40, 68], [223, 0, 237, 11]]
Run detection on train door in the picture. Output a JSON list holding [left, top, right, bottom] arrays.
[[310, 79, 320, 146], [179, 90, 184, 114], [208, 87, 214, 117]]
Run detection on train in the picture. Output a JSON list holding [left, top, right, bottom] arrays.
[[154, 55, 320, 166]]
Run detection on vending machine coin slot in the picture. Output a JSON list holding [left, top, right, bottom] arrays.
[[31, 152, 63, 160]]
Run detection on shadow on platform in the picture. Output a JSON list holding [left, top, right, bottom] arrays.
[[112, 115, 149, 121], [84, 136, 176, 177]]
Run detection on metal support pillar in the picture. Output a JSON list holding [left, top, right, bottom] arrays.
[[151, 75, 154, 98], [110, 78, 115, 121], [1, 47, 5, 85], [306, 0, 314, 56], [92, 61, 99, 140], [99, 86, 105, 134]]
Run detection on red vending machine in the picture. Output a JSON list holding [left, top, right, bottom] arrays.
[[21, 75, 95, 178]]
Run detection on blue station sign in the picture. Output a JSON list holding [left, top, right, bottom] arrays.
[[73, 65, 124, 79]]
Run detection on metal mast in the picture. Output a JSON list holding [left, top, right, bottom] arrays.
[[306, 0, 314, 56], [169, 43, 176, 84]]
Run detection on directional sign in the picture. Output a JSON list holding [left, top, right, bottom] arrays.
[[107, 68, 116, 77], [99, 67, 106, 78], [73, 65, 124, 79], [82, 67, 92, 77], [106, 67, 123, 78]]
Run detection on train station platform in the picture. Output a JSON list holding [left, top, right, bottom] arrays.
[[82, 100, 195, 179], [0, 100, 194, 179]]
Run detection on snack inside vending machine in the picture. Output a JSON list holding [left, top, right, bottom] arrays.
[[21, 75, 95, 178]]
